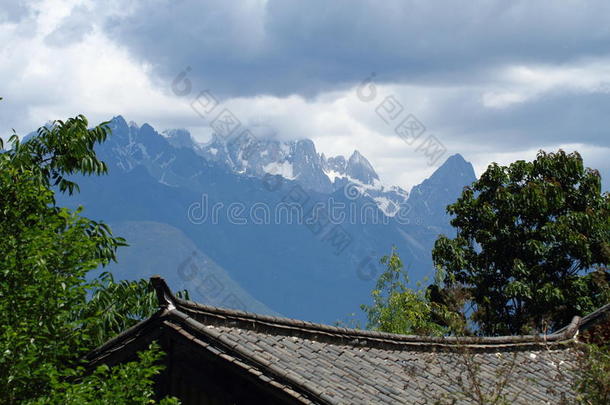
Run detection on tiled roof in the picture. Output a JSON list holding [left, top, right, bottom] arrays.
[[557, 302, 610, 334], [88, 276, 586, 404]]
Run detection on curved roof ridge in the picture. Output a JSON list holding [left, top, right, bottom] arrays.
[[578, 302, 610, 327], [151, 276, 581, 348], [166, 310, 335, 405]]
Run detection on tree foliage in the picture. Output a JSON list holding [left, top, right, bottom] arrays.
[[0, 114, 177, 403], [432, 150, 610, 335], [27, 343, 178, 405], [575, 343, 610, 405], [361, 247, 451, 336], [84, 272, 189, 348], [358, 151, 610, 403]]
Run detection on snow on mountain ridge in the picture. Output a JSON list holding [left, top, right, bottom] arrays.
[[192, 130, 409, 216], [112, 117, 410, 216], [263, 161, 295, 180]]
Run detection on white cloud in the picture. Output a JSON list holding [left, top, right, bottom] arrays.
[[0, 0, 192, 139], [2, 0, 609, 194], [480, 59, 610, 108]]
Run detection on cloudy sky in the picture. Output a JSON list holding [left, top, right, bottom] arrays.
[[2, 0, 610, 190]]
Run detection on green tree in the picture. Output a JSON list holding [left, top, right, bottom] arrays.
[[433, 150, 610, 335], [28, 343, 177, 405], [0, 114, 177, 403], [84, 272, 189, 347], [574, 343, 610, 405], [360, 247, 450, 336]]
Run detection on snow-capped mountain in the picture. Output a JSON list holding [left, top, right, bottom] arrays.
[[324, 150, 378, 185], [56, 115, 477, 324], [321, 151, 408, 216], [171, 131, 409, 216]]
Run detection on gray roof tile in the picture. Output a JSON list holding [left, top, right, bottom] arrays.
[[88, 277, 595, 405]]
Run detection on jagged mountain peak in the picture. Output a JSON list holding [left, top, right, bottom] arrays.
[[348, 149, 366, 162], [406, 153, 477, 227], [103, 118, 415, 216], [194, 131, 405, 214], [295, 138, 315, 149], [293, 139, 319, 165], [108, 115, 129, 132], [445, 153, 467, 163], [111, 114, 128, 125], [346, 150, 379, 185], [163, 128, 196, 150], [139, 123, 156, 134], [425, 153, 476, 185], [58, 117, 483, 326], [196, 134, 332, 192], [439, 153, 469, 170]]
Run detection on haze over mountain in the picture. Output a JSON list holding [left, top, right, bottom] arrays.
[[4, 0, 609, 199], [168, 127, 410, 216], [58, 116, 477, 324]]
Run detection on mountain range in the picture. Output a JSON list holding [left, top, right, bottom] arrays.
[[57, 116, 477, 324], [165, 127, 409, 216]]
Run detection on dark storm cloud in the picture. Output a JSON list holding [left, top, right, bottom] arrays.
[[428, 89, 610, 150], [100, 0, 610, 98], [2, 0, 609, 189]]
